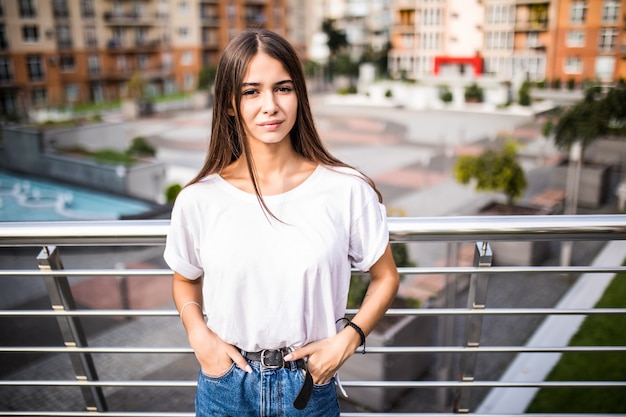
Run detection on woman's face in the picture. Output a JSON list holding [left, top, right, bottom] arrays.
[[238, 52, 298, 148]]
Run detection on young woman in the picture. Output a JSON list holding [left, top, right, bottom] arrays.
[[164, 29, 399, 416]]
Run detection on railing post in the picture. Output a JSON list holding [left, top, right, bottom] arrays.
[[436, 241, 459, 410], [455, 241, 492, 413], [37, 245, 108, 412]]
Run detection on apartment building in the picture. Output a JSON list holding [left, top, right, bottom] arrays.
[[0, 0, 287, 116], [388, 0, 484, 80], [549, 0, 625, 84], [482, 0, 553, 83]]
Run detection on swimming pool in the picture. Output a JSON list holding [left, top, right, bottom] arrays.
[[0, 170, 154, 222]]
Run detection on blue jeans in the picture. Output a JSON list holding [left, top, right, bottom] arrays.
[[196, 360, 340, 417]]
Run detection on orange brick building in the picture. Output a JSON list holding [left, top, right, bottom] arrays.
[[547, 0, 625, 84]]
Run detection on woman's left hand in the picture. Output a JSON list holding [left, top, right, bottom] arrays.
[[284, 329, 360, 385]]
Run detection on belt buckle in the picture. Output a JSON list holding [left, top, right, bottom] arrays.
[[260, 349, 283, 369]]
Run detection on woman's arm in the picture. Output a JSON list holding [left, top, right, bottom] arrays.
[[172, 272, 251, 374], [285, 244, 399, 383]]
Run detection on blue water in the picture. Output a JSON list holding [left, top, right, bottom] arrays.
[[0, 171, 153, 222]]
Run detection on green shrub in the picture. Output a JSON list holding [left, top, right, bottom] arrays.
[[464, 83, 484, 103], [127, 136, 156, 157], [92, 149, 134, 165], [337, 85, 357, 95], [439, 85, 453, 103], [518, 81, 532, 106], [566, 78, 576, 91], [165, 183, 182, 203], [385, 89, 393, 98]]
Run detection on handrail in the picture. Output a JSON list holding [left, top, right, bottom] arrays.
[[1, 214, 626, 246], [1, 215, 625, 416]]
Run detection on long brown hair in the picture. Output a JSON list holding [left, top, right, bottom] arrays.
[[187, 29, 382, 215]]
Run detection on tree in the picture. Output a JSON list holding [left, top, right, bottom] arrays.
[[518, 81, 531, 106], [454, 140, 527, 207], [197, 65, 217, 91], [321, 19, 348, 58]]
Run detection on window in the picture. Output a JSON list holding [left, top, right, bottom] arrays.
[[0, 57, 13, 83], [19, 0, 36, 18], [65, 84, 79, 102], [178, 27, 189, 37], [527, 32, 539, 48], [87, 54, 100, 75], [422, 8, 442, 26], [27, 56, 45, 81], [56, 25, 72, 49], [485, 31, 514, 50], [595, 56, 615, 81], [601, 0, 620, 24], [598, 28, 617, 52], [184, 72, 194, 90], [181, 51, 192, 66], [564, 56, 582, 74], [52, 0, 69, 18], [84, 26, 97, 48], [116, 55, 127, 71], [137, 54, 149, 69], [486, 4, 515, 24], [566, 30, 585, 47], [570, 1, 587, 24], [81, 0, 95, 18], [31, 88, 47, 107], [0, 24, 8, 50], [22, 26, 39, 42], [0, 1, 4, 17], [59, 55, 74, 71], [179, 1, 188, 14]]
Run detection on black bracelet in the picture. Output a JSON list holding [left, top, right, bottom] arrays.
[[336, 317, 366, 354]]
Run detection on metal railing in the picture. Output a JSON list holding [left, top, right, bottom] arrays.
[[1, 215, 626, 417]]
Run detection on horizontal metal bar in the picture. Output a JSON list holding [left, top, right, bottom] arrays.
[[2, 345, 625, 354], [1, 380, 624, 389], [2, 215, 626, 247], [3, 265, 626, 278], [2, 307, 625, 318]]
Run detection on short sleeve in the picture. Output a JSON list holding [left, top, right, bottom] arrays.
[[348, 195, 389, 272], [163, 190, 204, 280]]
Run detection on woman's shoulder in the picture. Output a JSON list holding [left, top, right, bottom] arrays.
[[175, 174, 221, 201]]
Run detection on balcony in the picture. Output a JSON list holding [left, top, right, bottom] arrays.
[[103, 11, 157, 26], [1, 216, 625, 415], [515, 19, 549, 31], [106, 38, 161, 52], [515, 0, 549, 4]]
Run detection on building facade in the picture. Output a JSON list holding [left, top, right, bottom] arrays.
[[388, 0, 484, 80], [549, 0, 626, 85], [0, 0, 287, 116], [388, 0, 625, 85]]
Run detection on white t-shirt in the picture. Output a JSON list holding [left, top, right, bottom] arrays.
[[164, 165, 389, 352]]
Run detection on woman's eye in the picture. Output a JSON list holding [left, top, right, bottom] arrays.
[[242, 89, 258, 96], [276, 86, 293, 93]]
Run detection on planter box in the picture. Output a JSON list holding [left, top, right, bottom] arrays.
[[478, 202, 555, 266], [551, 161, 612, 209], [339, 314, 437, 411]]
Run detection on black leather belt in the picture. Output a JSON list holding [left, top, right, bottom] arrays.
[[241, 348, 313, 410]]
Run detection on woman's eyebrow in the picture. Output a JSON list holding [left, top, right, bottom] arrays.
[[241, 79, 294, 87]]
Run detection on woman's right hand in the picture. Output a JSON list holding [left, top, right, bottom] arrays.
[[188, 326, 252, 376]]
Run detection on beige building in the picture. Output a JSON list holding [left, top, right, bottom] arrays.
[[388, 0, 484, 79], [0, 0, 287, 116]]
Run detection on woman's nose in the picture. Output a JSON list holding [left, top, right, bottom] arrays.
[[262, 93, 278, 114]]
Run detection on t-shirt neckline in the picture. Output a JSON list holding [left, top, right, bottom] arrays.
[[214, 164, 323, 201]]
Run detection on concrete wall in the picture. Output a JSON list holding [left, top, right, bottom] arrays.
[[0, 124, 165, 202]]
